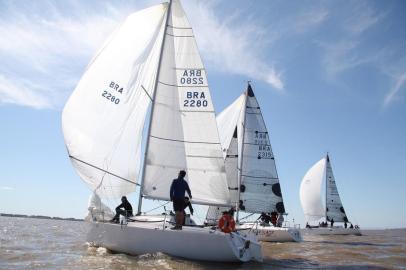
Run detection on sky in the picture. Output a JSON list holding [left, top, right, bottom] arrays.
[[0, 0, 405, 229]]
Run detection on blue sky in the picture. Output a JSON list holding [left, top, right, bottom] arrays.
[[0, 0, 405, 228]]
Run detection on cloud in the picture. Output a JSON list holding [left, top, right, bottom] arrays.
[[384, 71, 406, 107], [0, 186, 14, 191], [183, 1, 284, 91], [0, 1, 130, 109]]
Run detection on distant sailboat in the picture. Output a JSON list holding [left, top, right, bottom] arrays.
[[206, 83, 302, 242], [300, 154, 361, 235], [62, 0, 262, 262]]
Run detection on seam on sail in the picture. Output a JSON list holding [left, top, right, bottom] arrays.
[[179, 110, 215, 113], [167, 25, 192, 29], [165, 33, 194, 38], [241, 174, 278, 179], [149, 135, 220, 145], [69, 155, 139, 186], [174, 67, 205, 70], [158, 81, 208, 88]]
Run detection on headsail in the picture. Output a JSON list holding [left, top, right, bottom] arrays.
[[239, 84, 285, 214], [300, 157, 326, 222], [62, 4, 168, 199], [325, 155, 348, 222], [141, 0, 230, 206]]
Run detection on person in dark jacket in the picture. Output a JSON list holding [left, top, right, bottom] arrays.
[[111, 196, 133, 223], [170, 170, 192, 230]]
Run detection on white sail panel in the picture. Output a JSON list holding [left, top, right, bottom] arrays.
[[142, 0, 230, 206], [300, 157, 326, 222], [239, 86, 284, 214], [325, 155, 348, 222], [216, 94, 245, 158], [62, 4, 167, 199]]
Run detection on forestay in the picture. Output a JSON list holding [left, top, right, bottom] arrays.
[[239, 85, 285, 214], [141, 0, 230, 206], [300, 157, 326, 222], [325, 155, 348, 222], [62, 4, 167, 198]]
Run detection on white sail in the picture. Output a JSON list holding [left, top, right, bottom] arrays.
[[141, 0, 230, 206], [62, 4, 168, 199], [300, 157, 326, 222], [325, 155, 348, 222], [239, 85, 284, 214]]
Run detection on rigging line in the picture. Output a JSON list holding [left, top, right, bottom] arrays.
[[149, 135, 220, 145], [143, 201, 170, 214], [141, 85, 153, 102], [158, 81, 208, 88], [69, 155, 139, 186], [239, 212, 256, 221]]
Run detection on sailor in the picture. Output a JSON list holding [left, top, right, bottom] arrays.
[[260, 212, 271, 225], [270, 211, 278, 226], [330, 218, 334, 227], [182, 196, 194, 225], [170, 170, 192, 230], [276, 213, 284, 227], [344, 221, 348, 228], [350, 223, 354, 229], [110, 196, 133, 223]]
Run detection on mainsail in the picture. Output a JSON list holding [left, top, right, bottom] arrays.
[[325, 155, 348, 222], [140, 0, 230, 206], [300, 154, 349, 223], [239, 85, 284, 214], [62, 4, 168, 199]]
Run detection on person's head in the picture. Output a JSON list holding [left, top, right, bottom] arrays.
[[121, 196, 127, 202], [178, 170, 186, 178]]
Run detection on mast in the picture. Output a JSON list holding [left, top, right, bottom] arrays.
[[325, 153, 328, 222], [236, 82, 250, 222], [137, 0, 172, 215]]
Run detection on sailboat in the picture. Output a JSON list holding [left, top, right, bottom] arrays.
[[205, 84, 302, 242], [62, 0, 262, 262], [300, 154, 362, 236]]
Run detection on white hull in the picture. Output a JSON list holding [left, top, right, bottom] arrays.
[[238, 223, 302, 242], [302, 227, 362, 236], [87, 219, 263, 262]]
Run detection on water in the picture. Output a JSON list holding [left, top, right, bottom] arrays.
[[1, 216, 405, 269]]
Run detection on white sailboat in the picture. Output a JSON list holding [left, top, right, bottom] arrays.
[[206, 84, 302, 242], [300, 154, 362, 236], [62, 0, 262, 262]]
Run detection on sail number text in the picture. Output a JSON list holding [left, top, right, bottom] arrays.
[[183, 91, 208, 107], [254, 132, 273, 159], [179, 69, 204, 85], [101, 81, 123, 105]]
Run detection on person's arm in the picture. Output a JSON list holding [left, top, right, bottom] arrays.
[[170, 180, 174, 201], [185, 182, 192, 199], [188, 202, 194, 215], [116, 202, 123, 211]]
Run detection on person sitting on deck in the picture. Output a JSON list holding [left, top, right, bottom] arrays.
[[260, 212, 271, 225], [110, 196, 133, 223], [276, 213, 284, 227], [350, 223, 354, 229]]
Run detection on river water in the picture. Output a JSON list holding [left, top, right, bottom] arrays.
[[1, 216, 405, 269]]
